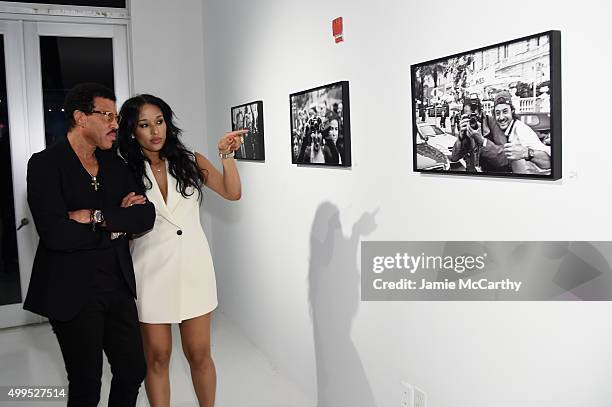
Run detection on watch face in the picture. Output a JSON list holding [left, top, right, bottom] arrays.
[[528, 148, 535, 159], [94, 210, 104, 223]]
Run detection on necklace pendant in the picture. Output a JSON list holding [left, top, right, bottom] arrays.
[[91, 176, 100, 191]]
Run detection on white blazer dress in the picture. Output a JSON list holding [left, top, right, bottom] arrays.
[[131, 161, 218, 323]]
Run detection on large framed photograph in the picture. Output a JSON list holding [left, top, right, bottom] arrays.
[[290, 81, 351, 167], [411, 31, 561, 180], [231, 101, 265, 161]]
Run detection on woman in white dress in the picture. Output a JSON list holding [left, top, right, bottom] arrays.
[[117, 94, 245, 407]]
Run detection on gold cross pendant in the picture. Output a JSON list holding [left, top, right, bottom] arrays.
[[91, 176, 100, 191]]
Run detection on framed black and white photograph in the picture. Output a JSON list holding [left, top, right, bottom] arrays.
[[411, 30, 561, 180], [290, 81, 351, 167], [231, 100, 265, 161]]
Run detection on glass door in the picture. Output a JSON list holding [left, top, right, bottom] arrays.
[[25, 21, 130, 153], [0, 20, 130, 328], [0, 20, 39, 328]]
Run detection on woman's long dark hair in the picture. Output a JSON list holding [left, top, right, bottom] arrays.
[[117, 94, 205, 200]]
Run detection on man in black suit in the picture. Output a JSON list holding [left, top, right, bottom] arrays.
[[24, 83, 156, 406]]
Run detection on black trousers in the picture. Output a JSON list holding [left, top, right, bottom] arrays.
[[50, 276, 146, 407]]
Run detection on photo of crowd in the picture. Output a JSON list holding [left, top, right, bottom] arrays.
[[290, 81, 351, 167], [231, 101, 265, 161], [411, 31, 560, 179]]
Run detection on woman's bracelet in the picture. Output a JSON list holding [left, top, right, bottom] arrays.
[[219, 150, 235, 159]]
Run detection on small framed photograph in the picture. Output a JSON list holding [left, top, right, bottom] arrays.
[[411, 30, 561, 180], [290, 81, 351, 167], [231, 100, 265, 161]]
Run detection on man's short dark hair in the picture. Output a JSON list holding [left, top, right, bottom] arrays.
[[64, 83, 116, 131]]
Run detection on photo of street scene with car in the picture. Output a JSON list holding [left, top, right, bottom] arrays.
[[411, 31, 560, 178]]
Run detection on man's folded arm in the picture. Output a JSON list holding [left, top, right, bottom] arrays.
[[102, 202, 155, 234], [102, 161, 155, 234]]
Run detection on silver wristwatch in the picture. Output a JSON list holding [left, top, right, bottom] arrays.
[[92, 209, 104, 224]]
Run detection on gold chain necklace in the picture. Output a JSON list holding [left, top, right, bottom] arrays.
[[79, 155, 100, 191], [151, 160, 165, 173]]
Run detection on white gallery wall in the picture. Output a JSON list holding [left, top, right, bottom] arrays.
[[196, 1, 612, 406], [129, 0, 213, 232]]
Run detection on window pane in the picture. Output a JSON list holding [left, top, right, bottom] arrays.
[[1, 0, 125, 7], [40, 36, 114, 146], [0, 35, 22, 306]]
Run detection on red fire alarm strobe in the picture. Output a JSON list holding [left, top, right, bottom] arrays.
[[332, 17, 343, 43]]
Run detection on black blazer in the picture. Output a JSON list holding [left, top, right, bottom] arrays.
[[23, 139, 156, 321]]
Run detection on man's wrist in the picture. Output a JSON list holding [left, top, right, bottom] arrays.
[[91, 209, 104, 224]]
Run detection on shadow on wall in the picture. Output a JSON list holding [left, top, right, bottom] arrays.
[[308, 202, 378, 407]]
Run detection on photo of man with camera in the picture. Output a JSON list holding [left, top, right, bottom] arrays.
[[452, 92, 551, 174], [450, 95, 490, 172], [297, 115, 326, 164], [291, 82, 349, 166], [412, 32, 555, 176]]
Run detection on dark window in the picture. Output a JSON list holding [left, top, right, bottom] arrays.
[[40, 36, 114, 146], [1, 0, 125, 7]]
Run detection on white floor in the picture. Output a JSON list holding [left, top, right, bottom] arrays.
[[0, 312, 314, 407]]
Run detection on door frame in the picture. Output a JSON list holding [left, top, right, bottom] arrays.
[[0, 9, 131, 328], [0, 19, 39, 327], [0, 1, 130, 21]]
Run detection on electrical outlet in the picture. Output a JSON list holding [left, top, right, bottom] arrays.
[[400, 381, 411, 407], [400, 381, 426, 407]]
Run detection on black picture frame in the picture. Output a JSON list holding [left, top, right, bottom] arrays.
[[290, 80, 351, 167], [230, 101, 265, 161], [410, 30, 561, 180]]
